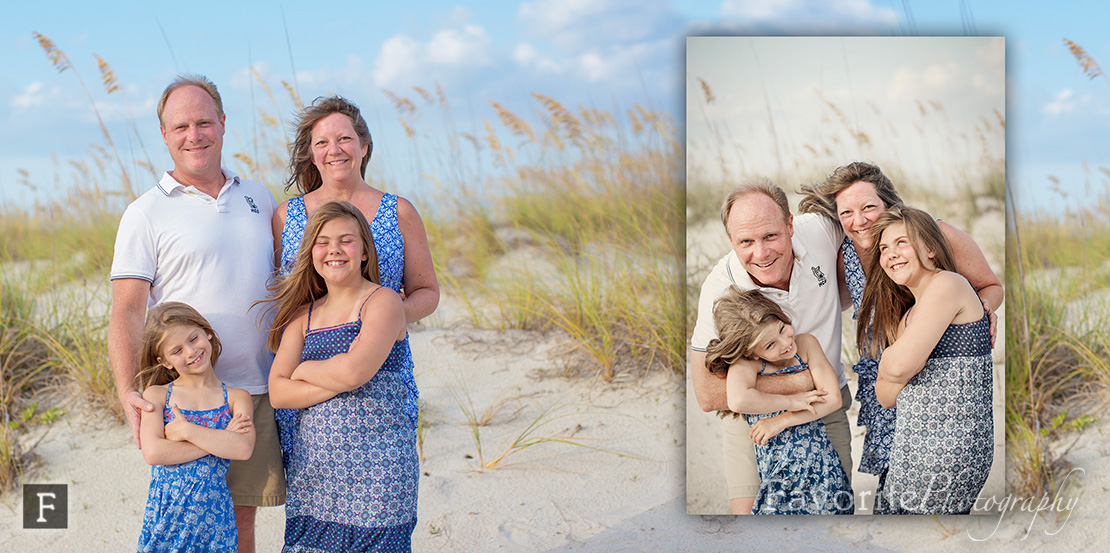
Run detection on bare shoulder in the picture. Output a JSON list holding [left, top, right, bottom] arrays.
[[290, 302, 312, 326], [795, 332, 820, 351], [925, 270, 974, 296], [226, 387, 253, 410], [395, 196, 426, 226], [142, 385, 167, 406], [794, 333, 823, 362], [366, 285, 403, 310]]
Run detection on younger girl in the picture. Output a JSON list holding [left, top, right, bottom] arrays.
[[861, 206, 993, 514], [706, 287, 853, 515], [265, 201, 416, 551], [136, 302, 256, 553]]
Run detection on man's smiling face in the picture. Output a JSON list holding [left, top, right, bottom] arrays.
[[726, 191, 795, 291]]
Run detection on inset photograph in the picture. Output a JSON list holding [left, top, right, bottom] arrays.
[[685, 36, 1005, 515]]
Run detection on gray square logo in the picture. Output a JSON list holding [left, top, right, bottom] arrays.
[[23, 484, 67, 529]]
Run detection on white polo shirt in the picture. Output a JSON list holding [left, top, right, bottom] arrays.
[[691, 213, 847, 386], [110, 169, 278, 393]]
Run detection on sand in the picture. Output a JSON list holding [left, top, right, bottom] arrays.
[[0, 209, 1102, 551], [0, 300, 1103, 551]]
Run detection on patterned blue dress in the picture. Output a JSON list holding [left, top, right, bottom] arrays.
[[138, 383, 236, 553], [282, 289, 419, 551], [879, 312, 993, 514], [842, 238, 897, 480], [745, 355, 854, 515], [277, 194, 419, 456]]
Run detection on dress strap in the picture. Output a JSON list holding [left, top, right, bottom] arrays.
[[221, 383, 228, 406], [306, 299, 316, 331], [355, 286, 383, 323], [165, 381, 174, 403]]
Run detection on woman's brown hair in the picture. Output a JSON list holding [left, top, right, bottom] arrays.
[[285, 96, 373, 194]]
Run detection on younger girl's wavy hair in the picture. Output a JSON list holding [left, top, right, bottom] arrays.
[[857, 206, 956, 357], [705, 286, 792, 378], [261, 201, 380, 352], [136, 302, 223, 389]]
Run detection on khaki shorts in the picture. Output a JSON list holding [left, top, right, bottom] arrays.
[[722, 383, 853, 500], [227, 393, 286, 507]]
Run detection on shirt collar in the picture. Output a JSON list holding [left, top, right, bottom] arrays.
[[157, 168, 240, 196]]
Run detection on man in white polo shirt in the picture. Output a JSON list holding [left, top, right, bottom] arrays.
[[108, 74, 282, 553], [690, 178, 851, 515]]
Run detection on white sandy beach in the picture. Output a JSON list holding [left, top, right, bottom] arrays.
[[0, 207, 1104, 552], [0, 296, 1104, 551]]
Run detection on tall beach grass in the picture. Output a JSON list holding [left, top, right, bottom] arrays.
[[0, 35, 683, 486]]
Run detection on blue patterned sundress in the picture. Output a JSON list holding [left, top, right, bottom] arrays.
[[138, 383, 237, 553], [879, 312, 994, 514], [277, 193, 419, 454], [745, 354, 854, 515], [283, 288, 418, 551], [843, 237, 898, 482]]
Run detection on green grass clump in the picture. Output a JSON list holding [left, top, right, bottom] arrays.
[[0, 279, 56, 489]]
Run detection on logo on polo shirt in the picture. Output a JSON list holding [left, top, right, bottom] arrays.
[[812, 265, 827, 286], [244, 196, 259, 214]]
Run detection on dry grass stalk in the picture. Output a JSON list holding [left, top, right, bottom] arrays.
[[1064, 39, 1108, 82]]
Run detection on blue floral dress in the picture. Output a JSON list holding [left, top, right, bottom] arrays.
[[745, 354, 854, 515], [138, 383, 236, 553], [842, 238, 898, 483], [282, 289, 419, 551], [277, 193, 420, 457], [879, 312, 994, 514]]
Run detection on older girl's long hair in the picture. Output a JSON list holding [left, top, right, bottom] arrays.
[[261, 201, 381, 352], [136, 302, 223, 389], [704, 287, 792, 378], [857, 206, 956, 357], [285, 96, 373, 194]]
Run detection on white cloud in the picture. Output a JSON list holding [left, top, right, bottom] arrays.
[[12, 82, 47, 110], [719, 0, 898, 29], [513, 43, 565, 74], [518, 0, 675, 54], [295, 55, 370, 93], [372, 22, 492, 88], [1042, 89, 1075, 117]]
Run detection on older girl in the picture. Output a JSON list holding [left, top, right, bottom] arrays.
[[861, 206, 993, 514], [266, 201, 415, 550]]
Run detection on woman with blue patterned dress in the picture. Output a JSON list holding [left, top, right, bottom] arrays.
[[706, 287, 854, 515], [798, 162, 1001, 512], [860, 206, 993, 514], [266, 96, 437, 551]]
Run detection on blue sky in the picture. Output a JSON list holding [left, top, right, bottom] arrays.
[[3, 1, 1109, 214]]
